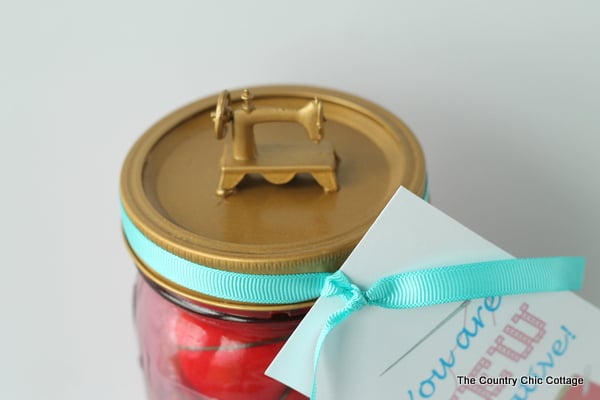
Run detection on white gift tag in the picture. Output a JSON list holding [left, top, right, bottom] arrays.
[[267, 187, 600, 399]]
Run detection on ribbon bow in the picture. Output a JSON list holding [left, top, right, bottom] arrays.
[[311, 257, 585, 399]]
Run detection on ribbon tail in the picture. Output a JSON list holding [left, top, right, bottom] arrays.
[[311, 305, 357, 399], [308, 257, 584, 398], [366, 256, 585, 308]]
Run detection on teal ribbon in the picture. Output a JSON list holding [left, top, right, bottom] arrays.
[[121, 179, 430, 304], [121, 184, 585, 399], [311, 257, 585, 399], [121, 206, 331, 304]]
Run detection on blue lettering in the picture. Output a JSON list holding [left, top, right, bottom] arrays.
[[430, 351, 456, 379], [553, 325, 574, 356], [552, 339, 567, 356], [456, 306, 486, 349], [510, 326, 575, 399], [484, 296, 502, 312], [408, 298, 503, 398], [417, 351, 457, 398], [419, 378, 435, 398], [512, 377, 536, 400], [561, 325, 576, 340], [536, 352, 555, 378]]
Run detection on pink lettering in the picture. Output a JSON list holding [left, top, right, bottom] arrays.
[[487, 303, 545, 362], [455, 357, 512, 400]]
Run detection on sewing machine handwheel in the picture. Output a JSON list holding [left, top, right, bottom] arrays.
[[316, 98, 325, 133], [213, 90, 231, 139]]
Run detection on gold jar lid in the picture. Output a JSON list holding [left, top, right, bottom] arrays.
[[120, 85, 426, 311]]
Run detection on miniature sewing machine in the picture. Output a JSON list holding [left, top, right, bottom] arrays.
[[211, 89, 338, 196]]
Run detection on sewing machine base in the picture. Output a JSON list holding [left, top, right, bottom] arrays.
[[217, 141, 338, 196]]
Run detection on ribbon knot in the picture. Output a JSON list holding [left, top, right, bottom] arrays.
[[321, 270, 369, 313], [310, 257, 585, 399]]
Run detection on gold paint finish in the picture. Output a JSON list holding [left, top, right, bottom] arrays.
[[212, 89, 337, 196], [125, 239, 314, 312], [120, 85, 426, 307]]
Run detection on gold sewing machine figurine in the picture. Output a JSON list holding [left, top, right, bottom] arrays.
[[211, 89, 339, 196]]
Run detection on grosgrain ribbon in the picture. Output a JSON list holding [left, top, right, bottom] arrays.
[[311, 257, 585, 399], [121, 205, 331, 304], [121, 178, 430, 305]]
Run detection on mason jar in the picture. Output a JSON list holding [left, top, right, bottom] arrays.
[[120, 86, 426, 399]]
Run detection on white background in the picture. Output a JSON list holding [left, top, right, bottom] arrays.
[[1, 1, 598, 399]]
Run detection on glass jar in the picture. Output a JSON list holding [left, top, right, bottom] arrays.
[[121, 86, 426, 399], [134, 276, 308, 399]]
